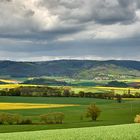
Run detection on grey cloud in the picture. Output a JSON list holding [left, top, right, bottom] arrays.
[[0, 23, 84, 41], [0, 0, 139, 61], [24, 10, 35, 17], [93, 0, 137, 24], [0, 0, 12, 2], [41, 0, 139, 24], [0, 0, 140, 41], [0, 37, 140, 61]]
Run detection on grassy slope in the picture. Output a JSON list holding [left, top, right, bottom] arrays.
[[71, 86, 140, 94], [0, 97, 139, 133], [76, 64, 140, 79], [1, 60, 140, 79], [0, 124, 139, 140]]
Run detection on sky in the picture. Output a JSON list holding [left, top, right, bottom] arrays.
[[0, 0, 140, 61]]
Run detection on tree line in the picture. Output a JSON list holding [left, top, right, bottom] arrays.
[[0, 86, 140, 99]]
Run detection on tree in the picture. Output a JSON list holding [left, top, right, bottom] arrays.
[[63, 87, 71, 97], [40, 112, 64, 124], [79, 91, 85, 97], [86, 104, 101, 121], [116, 94, 122, 103], [134, 114, 140, 123], [128, 89, 131, 95]]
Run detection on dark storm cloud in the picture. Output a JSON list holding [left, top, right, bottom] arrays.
[[40, 0, 139, 24], [0, 0, 140, 61], [1, 37, 140, 54], [0, 24, 84, 41]]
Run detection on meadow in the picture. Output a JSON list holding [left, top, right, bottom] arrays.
[[0, 78, 139, 137], [0, 96, 139, 133], [71, 86, 140, 94], [0, 76, 140, 95], [0, 124, 139, 140]]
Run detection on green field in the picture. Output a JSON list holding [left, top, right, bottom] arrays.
[[0, 124, 139, 140], [0, 96, 139, 133], [71, 86, 140, 94]]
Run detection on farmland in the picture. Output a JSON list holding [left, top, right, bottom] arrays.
[[0, 124, 139, 140], [0, 82, 140, 96], [0, 96, 139, 133], [1, 1, 140, 138], [0, 102, 77, 110], [71, 86, 140, 94], [0, 77, 139, 138], [0, 84, 39, 89]]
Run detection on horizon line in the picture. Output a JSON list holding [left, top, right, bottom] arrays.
[[0, 59, 139, 63]]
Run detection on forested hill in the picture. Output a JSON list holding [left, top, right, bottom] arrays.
[[0, 60, 140, 79]]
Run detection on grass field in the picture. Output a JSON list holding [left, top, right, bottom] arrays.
[[0, 96, 139, 133], [71, 86, 140, 94], [0, 124, 139, 140]]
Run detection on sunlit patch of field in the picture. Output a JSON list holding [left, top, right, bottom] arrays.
[[120, 79, 140, 82], [0, 84, 39, 89], [0, 84, 19, 89], [0, 79, 18, 83], [71, 86, 140, 94], [0, 103, 78, 110], [123, 98, 140, 101], [95, 86, 137, 90]]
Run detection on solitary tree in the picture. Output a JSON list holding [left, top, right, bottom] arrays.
[[63, 87, 71, 97], [86, 104, 101, 121], [116, 94, 122, 103]]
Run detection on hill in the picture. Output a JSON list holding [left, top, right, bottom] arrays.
[[23, 78, 69, 86], [105, 81, 129, 87], [0, 124, 139, 140], [0, 60, 140, 79]]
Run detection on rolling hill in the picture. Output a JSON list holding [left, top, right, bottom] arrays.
[[0, 60, 140, 79]]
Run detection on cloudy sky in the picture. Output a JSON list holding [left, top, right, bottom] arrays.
[[0, 0, 140, 61]]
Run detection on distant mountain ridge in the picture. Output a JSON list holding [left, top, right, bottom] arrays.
[[0, 60, 140, 79]]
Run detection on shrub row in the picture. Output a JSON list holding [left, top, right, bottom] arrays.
[[40, 112, 64, 124], [0, 113, 32, 125], [0, 112, 64, 125]]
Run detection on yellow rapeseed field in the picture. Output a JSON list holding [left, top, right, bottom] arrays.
[[0, 103, 78, 110], [0, 84, 39, 89], [95, 86, 137, 91]]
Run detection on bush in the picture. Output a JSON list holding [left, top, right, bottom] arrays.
[[86, 104, 101, 121], [134, 114, 140, 123], [20, 118, 32, 125], [13, 114, 22, 124], [40, 112, 64, 124], [0, 113, 7, 124], [5, 113, 15, 125], [40, 113, 54, 124], [116, 94, 122, 103], [0, 113, 22, 125], [54, 112, 64, 124], [0, 112, 33, 125]]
